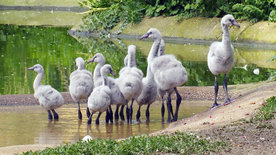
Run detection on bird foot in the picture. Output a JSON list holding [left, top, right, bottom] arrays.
[[210, 103, 220, 110], [224, 98, 235, 105]]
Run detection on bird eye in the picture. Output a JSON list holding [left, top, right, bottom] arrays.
[[148, 32, 152, 35]]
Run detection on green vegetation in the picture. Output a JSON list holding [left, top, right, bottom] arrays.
[[80, 0, 276, 34], [23, 132, 227, 154], [253, 96, 276, 122]]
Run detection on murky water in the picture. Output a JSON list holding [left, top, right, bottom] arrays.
[[0, 102, 209, 147]]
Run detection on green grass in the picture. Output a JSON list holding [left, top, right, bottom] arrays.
[[253, 96, 276, 122], [23, 133, 227, 155]]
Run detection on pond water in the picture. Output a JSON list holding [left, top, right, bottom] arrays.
[[0, 25, 275, 95], [0, 103, 209, 147]]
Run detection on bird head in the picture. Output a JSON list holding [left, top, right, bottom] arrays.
[[140, 28, 162, 40], [221, 14, 240, 28]]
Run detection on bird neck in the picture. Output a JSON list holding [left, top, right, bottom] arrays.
[[33, 72, 44, 90], [77, 65, 84, 70], [145, 64, 154, 79], [101, 74, 108, 86], [148, 38, 161, 62], [222, 24, 231, 46], [94, 62, 104, 81], [158, 39, 165, 56], [127, 51, 136, 68]]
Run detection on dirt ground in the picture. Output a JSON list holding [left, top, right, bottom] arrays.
[[0, 81, 275, 154]]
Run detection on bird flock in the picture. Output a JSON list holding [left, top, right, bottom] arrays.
[[28, 14, 239, 125]]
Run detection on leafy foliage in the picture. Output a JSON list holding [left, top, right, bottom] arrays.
[[23, 132, 227, 154], [80, 0, 276, 34]]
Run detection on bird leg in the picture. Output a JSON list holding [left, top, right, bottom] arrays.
[[87, 112, 94, 125], [105, 109, 110, 124], [78, 101, 82, 120], [109, 105, 113, 124], [86, 107, 91, 118], [47, 110, 53, 120], [166, 91, 172, 123], [173, 87, 182, 121], [126, 104, 130, 123], [136, 105, 141, 122], [161, 96, 165, 122], [146, 104, 151, 121], [211, 76, 220, 109], [120, 105, 125, 121], [129, 99, 134, 124], [52, 109, 59, 120], [223, 74, 231, 104], [115, 105, 119, 121], [95, 112, 102, 125]]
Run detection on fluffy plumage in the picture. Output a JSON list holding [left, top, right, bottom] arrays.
[[87, 64, 115, 124], [207, 14, 240, 108], [69, 57, 93, 120], [28, 64, 64, 120]]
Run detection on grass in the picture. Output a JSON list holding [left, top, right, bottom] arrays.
[[23, 133, 227, 155]]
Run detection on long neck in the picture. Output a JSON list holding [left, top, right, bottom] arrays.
[[33, 72, 44, 90], [94, 62, 104, 80], [222, 24, 231, 46], [77, 64, 84, 70], [101, 73, 108, 86], [148, 38, 161, 62], [128, 51, 136, 68], [145, 64, 154, 80]]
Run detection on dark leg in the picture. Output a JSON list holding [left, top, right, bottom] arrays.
[[115, 105, 119, 121], [211, 76, 220, 109], [120, 105, 125, 121], [173, 88, 182, 121], [47, 110, 53, 120], [87, 112, 94, 125], [86, 107, 91, 118], [52, 109, 59, 120], [95, 112, 102, 125], [105, 109, 110, 124], [109, 105, 113, 123], [126, 104, 130, 123], [161, 96, 165, 122], [136, 105, 141, 122], [223, 74, 231, 104], [146, 104, 150, 121], [129, 99, 134, 124], [78, 101, 82, 120], [166, 91, 172, 123]]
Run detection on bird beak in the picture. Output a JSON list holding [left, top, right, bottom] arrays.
[[111, 71, 116, 77], [232, 20, 240, 28], [139, 33, 149, 40], [87, 58, 94, 64], [28, 67, 34, 70]]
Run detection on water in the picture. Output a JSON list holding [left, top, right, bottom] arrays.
[[0, 103, 209, 147], [0, 25, 275, 95]]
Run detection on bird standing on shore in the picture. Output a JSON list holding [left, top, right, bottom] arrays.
[[207, 14, 240, 108]]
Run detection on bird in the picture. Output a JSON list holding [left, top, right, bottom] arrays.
[[207, 14, 240, 108], [69, 57, 93, 120], [88, 53, 127, 122], [140, 28, 188, 123], [28, 64, 64, 120], [118, 45, 143, 123], [87, 64, 115, 125]]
